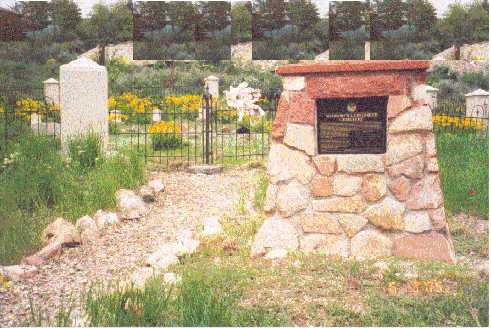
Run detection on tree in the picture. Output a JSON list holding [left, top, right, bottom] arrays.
[[287, 0, 320, 32], [439, 1, 488, 59], [87, 0, 132, 44], [467, 0, 489, 42], [13, 1, 50, 34], [232, 1, 252, 42], [329, 1, 369, 40], [406, 0, 437, 41], [372, 0, 407, 32], [86, 0, 132, 64], [48, 0, 81, 39]]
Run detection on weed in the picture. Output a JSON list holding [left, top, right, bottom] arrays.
[[253, 170, 269, 211]]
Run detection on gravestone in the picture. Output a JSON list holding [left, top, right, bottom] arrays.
[[465, 89, 489, 118], [43, 78, 60, 105], [253, 60, 455, 263], [59, 58, 108, 149]]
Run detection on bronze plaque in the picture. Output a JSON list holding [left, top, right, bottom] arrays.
[[317, 97, 387, 154]]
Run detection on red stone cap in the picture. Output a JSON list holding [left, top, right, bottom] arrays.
[[276, 60, 431, 76]]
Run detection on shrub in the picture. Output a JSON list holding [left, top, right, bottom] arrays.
[[67, 133, 102, 172], [149, 121, 183, 150]]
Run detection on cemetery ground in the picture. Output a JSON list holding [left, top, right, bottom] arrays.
[[0, 126, 488, 326]]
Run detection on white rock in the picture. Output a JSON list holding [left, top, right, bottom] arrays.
[[0, 265, 38, 281], [148, 179, 165, 193], [130, 267, 155, 288], [263, 184, 278, 213], [42, 217, 81, 246], [139, 185, 156, 202], [202, 216, 223, 236], [276, 180, 311, 217], [75, 215, 99, 244], [351, 230, 393, 260], [145, 251, 179, 271], [265, 248, 288, 260], [163, 272, 181, 284], [283, 76, 305, 91], [389, 106, 433, 133], [403, 211, 433, 233], [386, 134, 424, 166], [336, 154, 384, 173], [267, 143, 315, 184], [93, 210, 118, 230], [251, 217, 300, 257], [116, 189, 147, 220], [284, 123, 316, 156], [332, 174, 362, 196]]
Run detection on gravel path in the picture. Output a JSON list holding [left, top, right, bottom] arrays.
[[0, 168, 260, 326]]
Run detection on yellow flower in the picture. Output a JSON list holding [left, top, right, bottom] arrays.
[[16, 98, 42, 112], [108, 113, 128, 122], [148, 121, 181, 135], [0, 273, 10, 290], [433, 114, 486, 130], [163, 95, 201, 114], [108, 97, 117, 110]]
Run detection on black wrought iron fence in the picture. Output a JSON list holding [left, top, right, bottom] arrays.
[[108, 85, 278, 166], [431, 95, 488, 134], [0, 88, 60, 159]]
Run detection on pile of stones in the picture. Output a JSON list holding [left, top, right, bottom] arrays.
[[0, 179, 165, 282]]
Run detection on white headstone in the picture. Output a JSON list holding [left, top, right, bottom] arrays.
[[364, 41, 371, 60], [204, 75, 219, 99], [152, 108, 161, 122], [60, 58, 108, 150], [465, 89, 489, 118], [43, 78, 60, 105]]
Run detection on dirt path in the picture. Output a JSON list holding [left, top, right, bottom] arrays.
[[0, 168, 260, 326]]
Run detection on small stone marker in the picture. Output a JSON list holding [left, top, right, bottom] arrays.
[[59, 58, 108, 150], [187, 165, 223, 175], [43, 78, 60, 105], [253, 61, 454, 263]]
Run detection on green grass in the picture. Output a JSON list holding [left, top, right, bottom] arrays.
[[30, 266, 283, 326], [436, 130, 488, 218], [0, 133, 146, 265], [360, 280, 488, 326]]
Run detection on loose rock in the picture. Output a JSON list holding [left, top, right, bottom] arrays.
[[42, 218, 80, 246], [265, 248, 288, 260], [148, 179, 165, 193], [93, 210, 118, 230], [163, 272, 181, 284], [0, 265, 38, 281], [202, 216, 223, 236], [75, 215, 99, 245], [139, 185, 156, 202], [116, 189, 147, 220]]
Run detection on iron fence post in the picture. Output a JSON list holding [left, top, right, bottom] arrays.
[[203, 86, 211, 164]]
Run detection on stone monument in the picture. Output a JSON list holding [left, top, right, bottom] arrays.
[[252, 60, 455, 263], [59, 58, 108, 149]]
